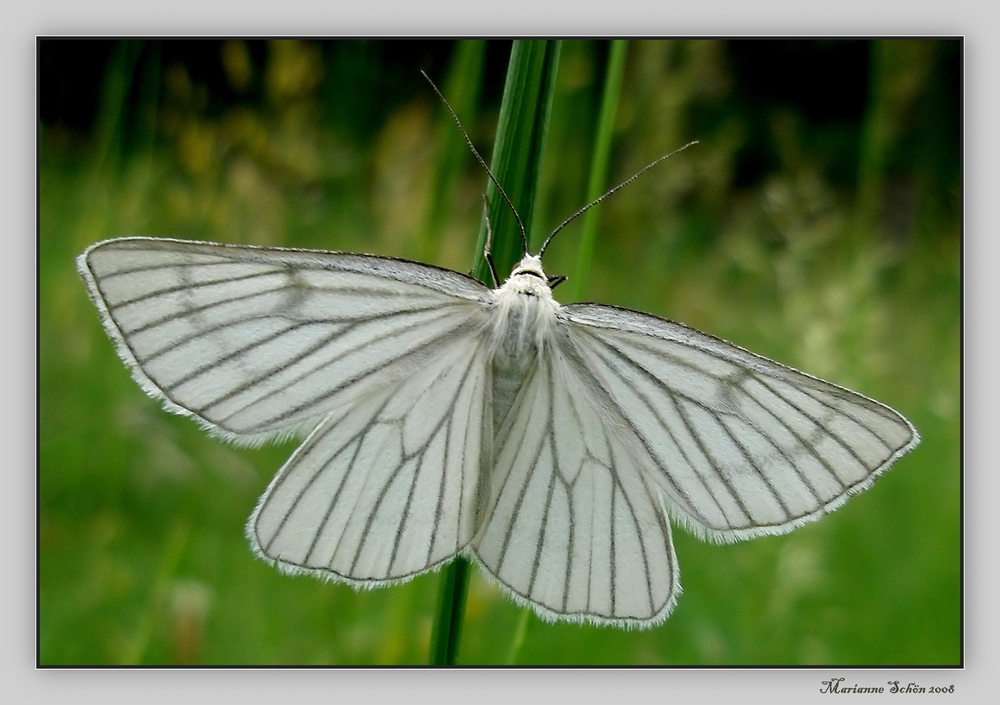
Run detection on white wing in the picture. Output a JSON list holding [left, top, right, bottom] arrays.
[[79, 236, 496, 584], [558, 303, 920, 543], [473, 352, 679, 628], [79, 236, 920, 622], [77, 237, 493, 444], [249, 330, 491, 584]]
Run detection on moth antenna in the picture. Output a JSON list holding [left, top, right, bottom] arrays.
[[421, 70, 529, 257], [482, 195, 500, 287], [538, 140, 699, 257]]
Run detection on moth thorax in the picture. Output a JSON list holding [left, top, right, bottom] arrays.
[[490, 302, 543, 434], [491, 279, 557, 363]]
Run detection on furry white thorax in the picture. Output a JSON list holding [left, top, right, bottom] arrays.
[[488, 254, 561, 430], [490, 254, 560, 355]]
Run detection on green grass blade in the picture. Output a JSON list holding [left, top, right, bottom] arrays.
[[472, 40, 562, 282], [429, 556, 471, 665], [430, 39, 561, 665]]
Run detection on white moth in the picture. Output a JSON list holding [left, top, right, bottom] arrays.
[[78, 72, 917, 629], [77, 226, 918, 628]]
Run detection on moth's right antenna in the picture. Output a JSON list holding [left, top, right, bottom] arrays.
[[421, 70, 530, 256], [537, 140, 699, 257]]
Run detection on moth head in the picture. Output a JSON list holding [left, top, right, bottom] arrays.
[[510, 254, 546, 281]]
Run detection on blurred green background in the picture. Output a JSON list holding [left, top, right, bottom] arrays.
[[39, 39, 960, 665]]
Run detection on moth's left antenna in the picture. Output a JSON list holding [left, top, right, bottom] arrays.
[[421, 71, 529, 256]]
